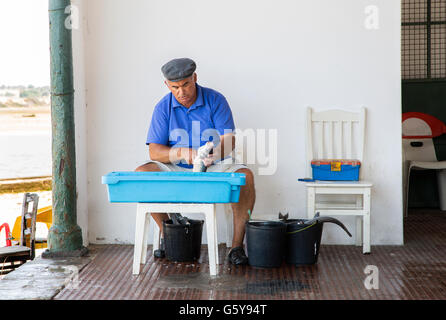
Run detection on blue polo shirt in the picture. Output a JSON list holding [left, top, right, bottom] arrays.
[[146, 84, 235, 168]]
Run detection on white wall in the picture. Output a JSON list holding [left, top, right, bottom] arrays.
[[76, 0, 403, 246]]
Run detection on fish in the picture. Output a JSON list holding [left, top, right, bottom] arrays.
[[193, 142, 214, 172]]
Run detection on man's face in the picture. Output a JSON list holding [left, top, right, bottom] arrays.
[[165, 73, 197, 108]]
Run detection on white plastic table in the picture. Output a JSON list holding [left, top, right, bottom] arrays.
[[132, 203, 219, 276]]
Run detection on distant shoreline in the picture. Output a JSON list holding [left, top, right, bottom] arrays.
[[0, 105, 50, 114], [0, 176, 52, 195], [0, 105, 51, 133]]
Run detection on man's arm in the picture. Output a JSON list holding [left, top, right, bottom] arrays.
[[212, 133, 235, 161], [208, 93, 235, 164], [149, 143, 197, 165], [150, 133, 234, 167]]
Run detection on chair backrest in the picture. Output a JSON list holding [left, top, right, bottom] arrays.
[[402, 112, 444, 162], [402, 112, 446, 139], [20, 193, 39, 260], [306, 107, 366, 176]]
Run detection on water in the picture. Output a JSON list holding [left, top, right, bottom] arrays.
[[0, 132, 51, 179]]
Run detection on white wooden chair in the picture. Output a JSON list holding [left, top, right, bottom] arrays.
[[304, 107, 372, 254]]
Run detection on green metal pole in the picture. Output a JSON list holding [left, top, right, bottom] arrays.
[[43, 0, 86, 257]]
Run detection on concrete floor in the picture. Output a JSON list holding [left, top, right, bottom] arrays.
[[56, 209, 446, 300], [1, 209, 445, 300], [0, 253, 92, 300]]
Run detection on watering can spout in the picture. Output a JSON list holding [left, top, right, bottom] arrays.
[[307, 212, 352, 237], [277, 212, 352, 237]]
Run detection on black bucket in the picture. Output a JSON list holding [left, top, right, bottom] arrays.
[[163, 219, 204, 262], [246, 220, 286, 268], [284, 215, 352, 265], [285, 219, 323, 265]]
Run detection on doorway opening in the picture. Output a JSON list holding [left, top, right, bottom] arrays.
[[402, 0, 446, 240]]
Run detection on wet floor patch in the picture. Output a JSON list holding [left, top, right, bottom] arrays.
[[154, 273, 310, 295], [243, 279, 310, 295], [154, 273, 246, 291]]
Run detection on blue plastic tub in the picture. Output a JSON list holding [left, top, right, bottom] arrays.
[[102, 171, 246, 203], [311, 160, 360, 181]]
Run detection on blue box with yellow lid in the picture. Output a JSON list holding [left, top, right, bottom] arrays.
[[102, 171, 246, 203], [311, 159, 361, 181]]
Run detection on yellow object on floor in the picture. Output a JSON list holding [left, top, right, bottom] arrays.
[[11, 205, 52, 249]]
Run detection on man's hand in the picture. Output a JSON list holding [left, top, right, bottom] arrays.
[[180, 148, 198, 165], [203, 154, 216, 167]]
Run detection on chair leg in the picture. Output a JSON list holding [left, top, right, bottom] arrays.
[[404, 165, 412, 217], [355, 195, 363, 246], [307, 187, 315, 219], [436, 169, 446, 211], [204, 205, 218, 276], [224, 204, 233, 248], [363, 213, 370, 254], [356, 216, 363, 247], [213, 204, 219, 265], [141, 212, 151, 263], [363, 189, 371, 254], [152, 217, 160, 252], [133, 204, 147, 275]]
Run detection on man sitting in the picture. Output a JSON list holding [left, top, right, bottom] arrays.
[[135, 58, 255, 265]]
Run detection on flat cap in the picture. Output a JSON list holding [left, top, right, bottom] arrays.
[[161, 58, 196, 82]]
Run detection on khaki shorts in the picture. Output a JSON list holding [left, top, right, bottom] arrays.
[[144, 159, 249, 173]]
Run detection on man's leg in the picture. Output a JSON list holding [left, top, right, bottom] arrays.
[[206, 163, 255, 264], [231, 168, 256, 248]]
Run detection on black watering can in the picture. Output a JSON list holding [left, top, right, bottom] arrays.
[[279, 212, 352, 265]]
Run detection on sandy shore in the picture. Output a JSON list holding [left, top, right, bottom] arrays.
[[0, 106, 51, 133]]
